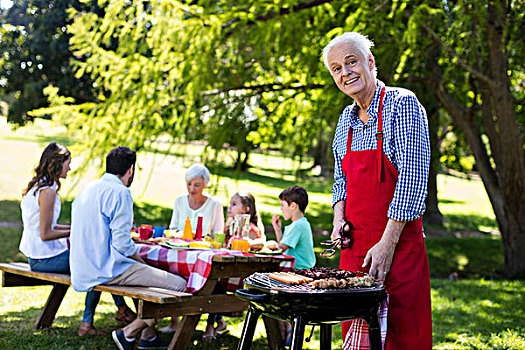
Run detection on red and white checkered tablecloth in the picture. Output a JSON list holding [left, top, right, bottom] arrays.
[[137, 244, 295, 293]]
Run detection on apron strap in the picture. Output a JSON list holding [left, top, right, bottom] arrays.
[[376, 87, 386, 183]]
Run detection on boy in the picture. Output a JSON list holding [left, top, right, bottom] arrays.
[[271, 185, 316, 270]]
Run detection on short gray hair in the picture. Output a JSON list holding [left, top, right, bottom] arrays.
[[185, 163, 211, 186], [322, 32, 377, 77]]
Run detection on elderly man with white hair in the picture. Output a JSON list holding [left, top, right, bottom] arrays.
[[324, 32, 432, 349]]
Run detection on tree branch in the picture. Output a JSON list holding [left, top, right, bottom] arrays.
[[223, 0, 337, 34], [202, 82, 325, 96], [421, 24, 494, 87]]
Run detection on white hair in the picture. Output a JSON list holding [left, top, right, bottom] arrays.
[[185, 163, 211, 187], [322, 32, 377, 77]]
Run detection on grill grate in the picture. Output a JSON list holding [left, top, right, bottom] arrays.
[[247, 272, 382, 294]]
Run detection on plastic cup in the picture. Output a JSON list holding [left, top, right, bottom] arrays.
[[153, 226, 165, 238], [138, 227, 150, 240], [214, 233, 226, 245]]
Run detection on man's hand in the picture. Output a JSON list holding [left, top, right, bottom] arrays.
[[362, 219, 405, 281], [362, 240, 396, 281], [129, 251, 146, 264], [331, 220, 352, 249], [331, 201, 350, 248]]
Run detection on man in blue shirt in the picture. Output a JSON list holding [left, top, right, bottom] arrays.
[[70, 146, 186, 350]]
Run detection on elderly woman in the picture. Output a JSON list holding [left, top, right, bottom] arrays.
[[168, 163, 224, 236], [160, 163, 225, 335], [323, 32, 432, 349]]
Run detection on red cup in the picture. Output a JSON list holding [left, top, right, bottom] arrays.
[[138, 227, 150, 240]]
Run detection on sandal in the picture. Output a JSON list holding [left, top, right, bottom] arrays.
[[78, 323, 108, 336], [115, 307, 137, 324], [202, 334, 216, 342], [214, 320, 229, 337]]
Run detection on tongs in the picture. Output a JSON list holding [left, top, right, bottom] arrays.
[[320, 221, 353, 257]]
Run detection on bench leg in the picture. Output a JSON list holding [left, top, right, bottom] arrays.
[[35, 284, 69, 329], [168, 315, 201, 350]]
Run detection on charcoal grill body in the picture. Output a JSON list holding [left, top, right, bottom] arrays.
[[235, 274, 386, 350]]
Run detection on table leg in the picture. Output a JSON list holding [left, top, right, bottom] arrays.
[[320, 323, 332, 350], [262, 315, 285, 350], [364, 311, 382, 350], [290, 315, 306, 350], [168, 315, 201, 350], [237, 305, 262, 350], [35, 284, 69, 329]]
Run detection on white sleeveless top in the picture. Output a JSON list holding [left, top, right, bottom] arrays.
[[19, 182, 68, 259]]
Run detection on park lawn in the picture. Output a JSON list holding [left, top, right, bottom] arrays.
[[1, 116, 523, 348], [1, 277, 523, 350]]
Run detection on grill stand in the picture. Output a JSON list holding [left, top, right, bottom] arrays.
[[237, 304, 382, 350], [238, 305, 263, 350]]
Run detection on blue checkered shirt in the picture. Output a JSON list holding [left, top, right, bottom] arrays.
[[332, 81, 430, 222]]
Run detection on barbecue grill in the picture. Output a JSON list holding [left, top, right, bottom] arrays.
[[235, 272, 386, 350]]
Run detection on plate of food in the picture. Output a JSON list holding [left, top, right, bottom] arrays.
[[250, 249, 283, 255], [249, 240, 283, 255], [160, 238, 190, 248]]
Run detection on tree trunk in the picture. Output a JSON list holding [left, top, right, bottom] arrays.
[[311, 127, 333, 177], [423, 1, 525, 277], [423, 103, 443, 226], [485, 0, 525, 277]]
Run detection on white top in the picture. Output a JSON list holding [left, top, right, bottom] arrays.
[[169, 194, 225, 236], [19, 182, 68, 259]]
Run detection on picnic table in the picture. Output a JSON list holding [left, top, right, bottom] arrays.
[[136, 243, 295, 349]]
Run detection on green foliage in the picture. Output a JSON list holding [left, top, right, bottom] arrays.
[[31, 0, 421, 173], [0, 0, 97, 125]]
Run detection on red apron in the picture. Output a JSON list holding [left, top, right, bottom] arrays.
[[340, 87, 432, 349]]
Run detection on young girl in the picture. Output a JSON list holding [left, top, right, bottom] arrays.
[[224, 191, 265, 244], [19, 142, 135, 336], [201, 192, 266, 342]]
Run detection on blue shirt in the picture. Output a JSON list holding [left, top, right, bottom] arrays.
[[70, 173, 138, 292], [332, 81, 430, 222], [281, 217, 316, 270]]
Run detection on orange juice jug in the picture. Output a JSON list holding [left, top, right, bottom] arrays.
[[238, 238, 250, 253], [183, 217, 193, 240]]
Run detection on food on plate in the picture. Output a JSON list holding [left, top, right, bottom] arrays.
[[265, 240, 279, 250], [209, 241, 222, 249], [249, 242, 264, 251], [189, 241, 212, 249], [248, 237, 267, 252], [308, 275, 376, 289], [256, 240, 281, 254], [268, 272, 313, 285], [150, 236, 167, 244], [164, 238, 190, 247]]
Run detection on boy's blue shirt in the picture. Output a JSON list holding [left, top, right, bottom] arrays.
[[280, 217, 316, 269]]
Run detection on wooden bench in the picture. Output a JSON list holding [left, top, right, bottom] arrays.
[[0, 262, 193, 329], [0, 259, 286, 349]]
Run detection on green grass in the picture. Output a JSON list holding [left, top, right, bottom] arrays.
[[431, 279, 525, 349], [1, 278, 523, 349], [1, 116, 523, 349]]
